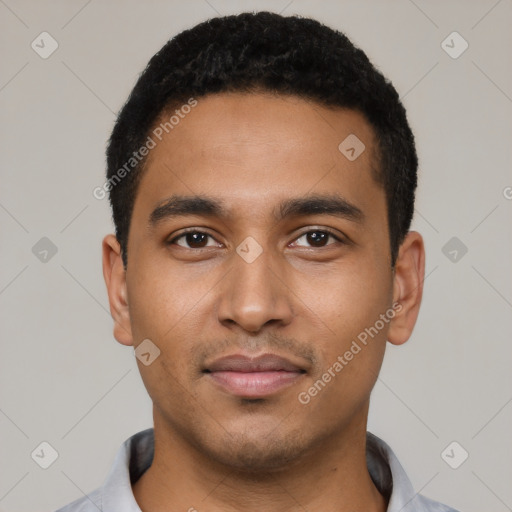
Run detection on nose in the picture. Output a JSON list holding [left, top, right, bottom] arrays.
[[216, 243, 295, 333]]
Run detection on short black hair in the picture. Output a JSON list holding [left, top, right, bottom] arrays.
[[106, 11, 417, 267]]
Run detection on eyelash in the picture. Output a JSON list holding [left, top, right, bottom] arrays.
[[167, 228, 345, 249]]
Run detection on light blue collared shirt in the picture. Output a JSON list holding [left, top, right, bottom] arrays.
[[56, 428, 459, 511]]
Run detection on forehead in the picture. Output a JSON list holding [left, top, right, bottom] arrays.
[[135, 92, 383, 221]]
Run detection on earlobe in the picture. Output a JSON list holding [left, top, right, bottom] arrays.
[[102, 234, 134, 346], [387, 231, 425, 346]]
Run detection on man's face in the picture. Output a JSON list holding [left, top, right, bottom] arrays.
[[117, 92, 399, 470]]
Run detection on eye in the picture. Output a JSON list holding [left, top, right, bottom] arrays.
[[292, 229, 343, 248], [169, 230, 221, 249]]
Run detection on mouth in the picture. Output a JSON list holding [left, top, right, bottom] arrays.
[[203, 353, 307, 398]]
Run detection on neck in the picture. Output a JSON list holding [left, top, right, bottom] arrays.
[[133, 408, 386, 512], [133, 409, 387, 512]]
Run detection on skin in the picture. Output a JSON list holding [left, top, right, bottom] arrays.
[[102, 92, 425, 512]]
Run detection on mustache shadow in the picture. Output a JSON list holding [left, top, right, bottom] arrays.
[[193, 332, 318, 369]]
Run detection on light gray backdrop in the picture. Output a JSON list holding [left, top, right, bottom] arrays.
[[1, 1, 511, 511]]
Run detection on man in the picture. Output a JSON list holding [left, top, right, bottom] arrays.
[[57, 11, 458, 512]]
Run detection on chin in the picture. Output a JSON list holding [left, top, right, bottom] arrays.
[[204, 428, 311, 474]]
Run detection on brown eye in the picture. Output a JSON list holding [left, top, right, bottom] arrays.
[[170, 231, 218, 249], [293, 230, 341, 248]]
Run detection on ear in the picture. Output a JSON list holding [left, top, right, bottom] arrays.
[[102, 234, 133, 346], [387, 231, 425, 346]]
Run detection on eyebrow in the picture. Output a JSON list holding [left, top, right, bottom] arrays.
[[277, 195, 364, 223], [148, 193, 364, 227], [149, 196, 224, 226]]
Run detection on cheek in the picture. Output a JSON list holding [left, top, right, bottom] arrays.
[[126, 268, 199, 410], [126, 255, 216, 342], [125, 258, 220, 399], [295, 254, 391, 398], [294, 255, 392, 341], [294, 266, 390, 420], [297, 342, 385, 432]]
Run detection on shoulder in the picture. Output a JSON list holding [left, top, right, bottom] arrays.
[[54, 428, 154, 512], [366, 432, 460, 512]]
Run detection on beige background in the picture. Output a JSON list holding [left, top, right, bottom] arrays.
[[1, 1, 511, 511]]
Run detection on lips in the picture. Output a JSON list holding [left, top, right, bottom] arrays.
[[203, 353, 306, 398]]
